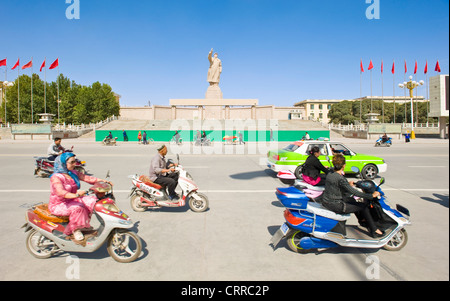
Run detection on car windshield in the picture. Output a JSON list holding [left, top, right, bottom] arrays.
[[283, 144, 300, 152]]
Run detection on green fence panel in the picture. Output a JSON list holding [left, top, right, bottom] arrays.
[[96, 130, 330, 142]]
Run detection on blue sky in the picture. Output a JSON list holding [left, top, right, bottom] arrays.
[[1, 0, 448, 107]]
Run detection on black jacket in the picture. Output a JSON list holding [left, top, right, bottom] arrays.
[[322, 172, 373, 204], [302, 155, 329, 179]]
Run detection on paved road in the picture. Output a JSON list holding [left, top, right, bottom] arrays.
[[0, 138, 448, 282]]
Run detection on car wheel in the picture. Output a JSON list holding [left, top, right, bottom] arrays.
[[294, 165, 303, 179], [361, 164, 378, 180]]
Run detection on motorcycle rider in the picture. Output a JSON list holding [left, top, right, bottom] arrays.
[[103, 132, 113, 144], [48, 152, 112, 245], [301, 146, 330, 186], [149, 145, 180, 201], [381, 133, 389, 143], [47, 137, 65, 161], [321, 154, 384, 238]]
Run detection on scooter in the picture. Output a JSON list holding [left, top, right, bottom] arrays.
[[103, 137, 118, 146], [375, 136, 392, 147], [34, 146, 87, 177], [277, 170, 325, 201], [129, 155, 209, 213], [22, 180, 142, 263], [270, 170, 411, 253]]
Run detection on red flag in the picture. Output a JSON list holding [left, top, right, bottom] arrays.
[[11, 58, 19, 70], [0, 58, 6, 67], [424, 61, 428, 74], [368, 60, 374, 70], [360, 59, 364, 72], [381, 60, 383, 73], [435, 60, 441, 72], [40, 60, 46, 72], [404, 60, 407, 73], [49, 58, 59, 70], [391, 60, 395, 74], [22, 60, 32, 70], [414, 60, 417, 74]]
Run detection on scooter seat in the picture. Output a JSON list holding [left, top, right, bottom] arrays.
[[306, 202, 351, 221], [139, 175, 163, 190], [34, 204, 69, 223]]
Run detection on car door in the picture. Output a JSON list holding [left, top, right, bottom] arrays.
[[329, 143, 358, 172], [305, 143, 331, 168]]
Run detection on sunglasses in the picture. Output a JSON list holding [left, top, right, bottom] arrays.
[[67, 159, 77, 164]]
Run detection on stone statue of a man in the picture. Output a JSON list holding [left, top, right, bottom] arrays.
[[207, 48, 222, 86]]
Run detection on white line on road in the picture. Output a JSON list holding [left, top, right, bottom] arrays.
[[0, 188, 448, 194]]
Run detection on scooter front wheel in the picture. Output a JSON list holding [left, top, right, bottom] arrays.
[[189, 192, 209, 212], [286, 231, 311, 254], [107, 229, 142, 263], [383, 228, 408, 251], [26, 229, 58, 259]]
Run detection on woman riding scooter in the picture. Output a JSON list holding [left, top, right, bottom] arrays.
[[301, 146, 330, 186], [321, 154, 384, 238], [48, 152, 112, 245]]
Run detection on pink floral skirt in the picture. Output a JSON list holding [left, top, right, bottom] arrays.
[[49, 196, 98, 235]]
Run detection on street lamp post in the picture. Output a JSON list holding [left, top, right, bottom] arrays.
[[398, 75, 424, 138], [1, 81, 14, 126]]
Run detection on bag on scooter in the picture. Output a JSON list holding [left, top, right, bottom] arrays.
[[33, 204, 69, 223]]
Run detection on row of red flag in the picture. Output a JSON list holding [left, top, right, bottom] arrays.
[[0, 58, 59, 71], [361, 59, 441, 74]]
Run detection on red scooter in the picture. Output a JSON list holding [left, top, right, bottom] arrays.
[[34, 146, 87, 177], [22, 181, 142, 263]]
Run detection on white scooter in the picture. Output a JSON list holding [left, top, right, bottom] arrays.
[[22, 181, 142, 263], [129, 155, 209, 213]]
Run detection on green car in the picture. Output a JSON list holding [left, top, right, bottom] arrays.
[[266, 140, 387, 180]]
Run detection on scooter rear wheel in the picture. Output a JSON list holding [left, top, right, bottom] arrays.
[[107, 229, 142, 263], [26, 230, 58, 259], [130, 194, 147, 212], [286, 231, 311, 254]]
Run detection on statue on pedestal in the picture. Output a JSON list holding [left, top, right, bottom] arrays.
[[207, 48, 222, 86], [206, 48, 223, 99]]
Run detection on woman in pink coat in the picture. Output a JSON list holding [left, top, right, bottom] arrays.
[[48, 152, 112, 244]]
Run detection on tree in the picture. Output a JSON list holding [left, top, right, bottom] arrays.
[[0, 73, 120, 125]]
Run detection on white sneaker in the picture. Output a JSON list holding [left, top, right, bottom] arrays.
[[73, 229, 84, 241]]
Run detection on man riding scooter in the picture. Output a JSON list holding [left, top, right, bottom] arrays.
[[47, 138, 65, 161], [149, 145, 180, 201]]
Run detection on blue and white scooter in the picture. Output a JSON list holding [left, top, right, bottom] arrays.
[[375, 136, 393, 147], [270, 169, 411, 253]]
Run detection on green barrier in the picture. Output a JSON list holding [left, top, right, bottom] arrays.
[[96, 130, 330, 142]]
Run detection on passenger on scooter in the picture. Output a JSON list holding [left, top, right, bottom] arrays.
[[301, 146, 330, 186], [48, 152, 113, 244], [47, 138, 65, 161], [149, 145, 180, 201], [321, 154, 384, 238]]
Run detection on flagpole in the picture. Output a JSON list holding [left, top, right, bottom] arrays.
[[4, 60, 7, 125], [31, 57, 33, 124], [381, 60, 384, 123], [370, 68, 373, 113], [393, 61, 396, 123], [360, 59, 362, 124], [57, 64, 60, 125], [17, 61, 20, 124], [44, 58, 47, 114]]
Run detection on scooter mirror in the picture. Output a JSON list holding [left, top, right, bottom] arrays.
[[106, 170, 110, 179], [177, 154, 180, 163], [378, 178, 385, 186]]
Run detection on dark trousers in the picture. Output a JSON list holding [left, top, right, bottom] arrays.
[[154, 173, 179, 197], [323, 198, 378, 233]]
